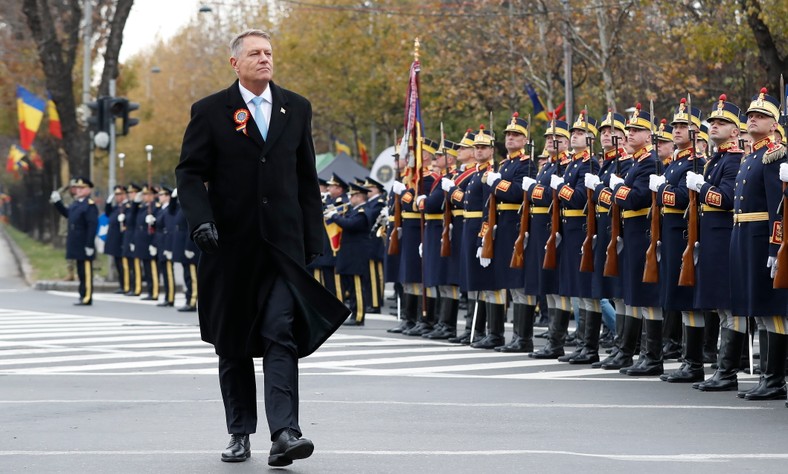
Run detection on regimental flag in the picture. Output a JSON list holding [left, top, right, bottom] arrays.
[[525, 83, 548, 121], [333, 136, 352, 156], [46, 92, 62, 139], [6, 144, 27, 176], [29, 147, 44, 170], [356, 138, 369, 167], [400, 48, 424, 190], [325, 221, 342, 254], [16, 85, 46, 151]]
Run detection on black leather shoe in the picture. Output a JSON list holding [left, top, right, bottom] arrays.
[[268, 429, 314, 467], [365, 306, 381, 313], [113, 289, 126, 294], [447, 329, 471, 344], [140, 295, 156, 301], [470, 335, 504, 349], [156, 301, 174, 307], [177, 305, 197, 312], [221, 433, 250, 463], [73, 301, 92, 306], [387, 320, 415, 334], [343, 317, 364, 326]]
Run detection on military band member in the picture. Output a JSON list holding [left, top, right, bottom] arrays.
[[602, 103, 663, 373], [684, 95, 744, 391], [50, 177, 98, 305], [527, 120, 573, 359], [487, 113, 538, 352], [122, 183, 143, 296], [727, 88, 788, 401], [104, 185, 130, 294], [653, 98, 705, 382], [317, 174, 349, 298], [133, 185, 160, 301], [154, 187, 177, 307], [363, 177, 387, 313]]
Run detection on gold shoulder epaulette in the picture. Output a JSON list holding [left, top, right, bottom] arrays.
[[763, 143, 785, 165]]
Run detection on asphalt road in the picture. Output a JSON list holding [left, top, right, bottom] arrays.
[[1, 233, 787, 473]]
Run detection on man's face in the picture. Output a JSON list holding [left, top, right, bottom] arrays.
[[421, 151, 434, 168], [433, 153, 448, 170], [504, 131, 526, 153], [158, 193, 171, 205], [545, 134, 569, 156], [657, 140, 674, 160], [75, 187, 91, 199], [349, 192, 366, 206], [747, 112, 776, 138], [570, 129, 590, 151], [627, 128, 650, 149], [600, 127, 614, 150], [474, 145, 493, 162], [457, 147, 474, 164], [114, 192, 126, 203], [230, 36, 273, 90], [708, 118, 738, 144], [327, 184, 343, 198]]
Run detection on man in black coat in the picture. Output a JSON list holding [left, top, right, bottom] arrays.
[[175, 29, 349, 467]]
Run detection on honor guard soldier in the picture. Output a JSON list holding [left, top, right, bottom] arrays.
[[443, 130, 480, 343], [729, 88, 788, 401], [122, 183, 143, 296], [50, 177, 99, 305], [527, 120, 573, 359], [654, 98, 706, 382], [421, 140, 462, 340], [363, 177, 387, 313], [172, 190, 200, 312], [104, 185, 130, 294], [318, 174, 350, 298], [739, 112, 753, 154], [326, 182, 372, 325], [684, 95, 745, 391], [154, 187, 178, 307], [386, 149, 412, 333], [585, 111, 634, 366], [553, 111, 601, 363], [485, 113, 538, 352], [133, 185, 160, 301], [602, 103, 662, 373]]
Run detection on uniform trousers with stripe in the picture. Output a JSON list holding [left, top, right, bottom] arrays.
[[76, 259, 93, 304]]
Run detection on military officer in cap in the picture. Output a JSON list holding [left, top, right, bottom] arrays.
[[122, 183, 143, 296], [601, 103, 662, 373], [585, 110, 634, 367], [728, 88, 788, 401], [363, 177, 387, 313], [483, 113, 538, 352], [317, 174, 349, 298], [172, 191, 200, 312], [133, 185, 160, 301], [526, 120, 573, 359], [652, 98, 706, 382], [326, 182, 372, 325], [386, 148, 411, 332], [684, 95, 745, 391], [154, 186, 178, 307], [50, 177, 99, 305], [104, 185, 130, 294]]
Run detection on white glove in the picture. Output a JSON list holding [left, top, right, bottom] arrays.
[[686, 171, 705, 192], [380, 206, 389, 218], [476, 246, 483, 259], [85, 247, 94, 257], [325, 210, 338, 219], [441, 178, 455, 192], [608, 174, 625, 189], [584, 174, 601, 190], [781, 163, 788, 183], [145, 214, 156, 225], [616, 236, 624, 254], [522, 176, 537, 192], [416, 195, 427, 207], [130, 243, 135, 252], [418, 243, 423, 257], [133, 192, 143, 203], [480, 255, 491, 267], [485, 172, 502, 187], [523, 232, 529, 249], [550, 174, 564, 190], [391, 181, 407, 195], [555, 232, 562, 248], [768, 256, 778, 279], [184, 250, 195, 259], [164, 250, 173, 260], [117, 213, 126, 223], [49, 191, 61, 203], [148, 245, 157, 257], [171, 188, 178, 199], [648, 174, 666, 192]]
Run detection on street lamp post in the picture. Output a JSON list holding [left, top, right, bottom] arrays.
[[145, 145, 153, 190]]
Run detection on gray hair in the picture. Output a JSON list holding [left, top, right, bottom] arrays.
[[229, 29, 272, 58]]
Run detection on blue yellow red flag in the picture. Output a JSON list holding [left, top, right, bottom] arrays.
[[525, 83, 548, 122], [333, 136, 352, 156], [6, 144, 27, 174], [16, 85, 46, 150], [47, 92, 62, 139], [356, 138, 369, 167]]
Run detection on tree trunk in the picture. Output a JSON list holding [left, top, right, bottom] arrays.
[[740, 0, 787, 94]]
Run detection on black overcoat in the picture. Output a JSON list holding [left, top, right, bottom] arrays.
[[175, 80, 350, 358]]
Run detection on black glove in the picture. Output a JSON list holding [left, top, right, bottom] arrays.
[[192, 222, 219, 254], [306, 253, 319, 265]]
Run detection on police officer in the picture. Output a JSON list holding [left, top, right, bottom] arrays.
[[104, 185, 129, 294], [50, 177, 98, 305], [122, 183, 143, 296], [685, 95, 745, 391], [154, 186, 178, 307]]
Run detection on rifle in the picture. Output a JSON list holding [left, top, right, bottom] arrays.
[[440, 122, 452, 257], [481, 112, 496, 259], [774, 74, 788, 288], [510, 114, 532, 269], [387, 130, 402, 255], [643, 100, 660, 283], [678, 93, 698, 287], [580, 108, 597, 273], [603, 135, 622, 277], [543, 118, 561, 270]]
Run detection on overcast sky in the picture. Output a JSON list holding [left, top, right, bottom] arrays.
[[120, 0, 201, 62]]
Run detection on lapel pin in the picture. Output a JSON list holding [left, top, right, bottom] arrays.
[[280, 107, 286, 114]]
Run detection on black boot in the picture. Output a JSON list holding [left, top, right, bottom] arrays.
[[471, 303, 506, 349], [387, 293, 418, 333], [626, 318, 663, 376], [496, 303, 521, 351], [662, 310, 683, 360], [737, 329, 767, 397], [497, 304, 535, 353], [404, 296, 437, 336], [529, 309, 570, 359], [703, 311, 720, 364], [424, 298, 459, 339], [696, 328, 746, 392], [448, 299, 476, 343], [621, 317, 648, 374], [744, 332, 788, 400], [662, 325, 705, 383], [600, 316, 641, 370], [464, 300, 487, 345], [559, 309, 587, 362], [570, 311, 602, 364]]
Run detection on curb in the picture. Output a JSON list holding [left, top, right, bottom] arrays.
[[0, 223, 34, 287]]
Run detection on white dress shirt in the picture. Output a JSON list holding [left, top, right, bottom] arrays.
[[238, 82, 272, 130]]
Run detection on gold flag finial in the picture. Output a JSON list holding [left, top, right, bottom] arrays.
[[414, 38, 420, 61]]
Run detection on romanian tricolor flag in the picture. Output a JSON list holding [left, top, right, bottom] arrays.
[[356, 138, 369, 167], [324, 221, 342, 255], [6, 144, 27, 175], [16, 85, 46, 151], [525, 83, 548, 122], [47, 92, 62, 139], [333, 136, 352, 156], [29, 147, 44, 170]]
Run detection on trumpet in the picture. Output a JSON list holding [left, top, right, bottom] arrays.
[[323, 202, 351, 218]]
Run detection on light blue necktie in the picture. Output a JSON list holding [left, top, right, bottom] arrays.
[[251, 96, 268, 140]]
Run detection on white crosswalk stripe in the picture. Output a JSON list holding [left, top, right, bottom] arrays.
[[0, 308, 758, 382]]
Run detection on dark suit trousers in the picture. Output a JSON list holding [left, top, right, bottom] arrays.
[[218, 276, 301, 441]]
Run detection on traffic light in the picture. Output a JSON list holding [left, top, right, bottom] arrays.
[[108, 97, 140, 136], [122, 100, 140, 136], [86, 96, 110, 133]]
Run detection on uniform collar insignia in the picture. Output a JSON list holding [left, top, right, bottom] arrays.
[[752, 136, 771, 152]]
